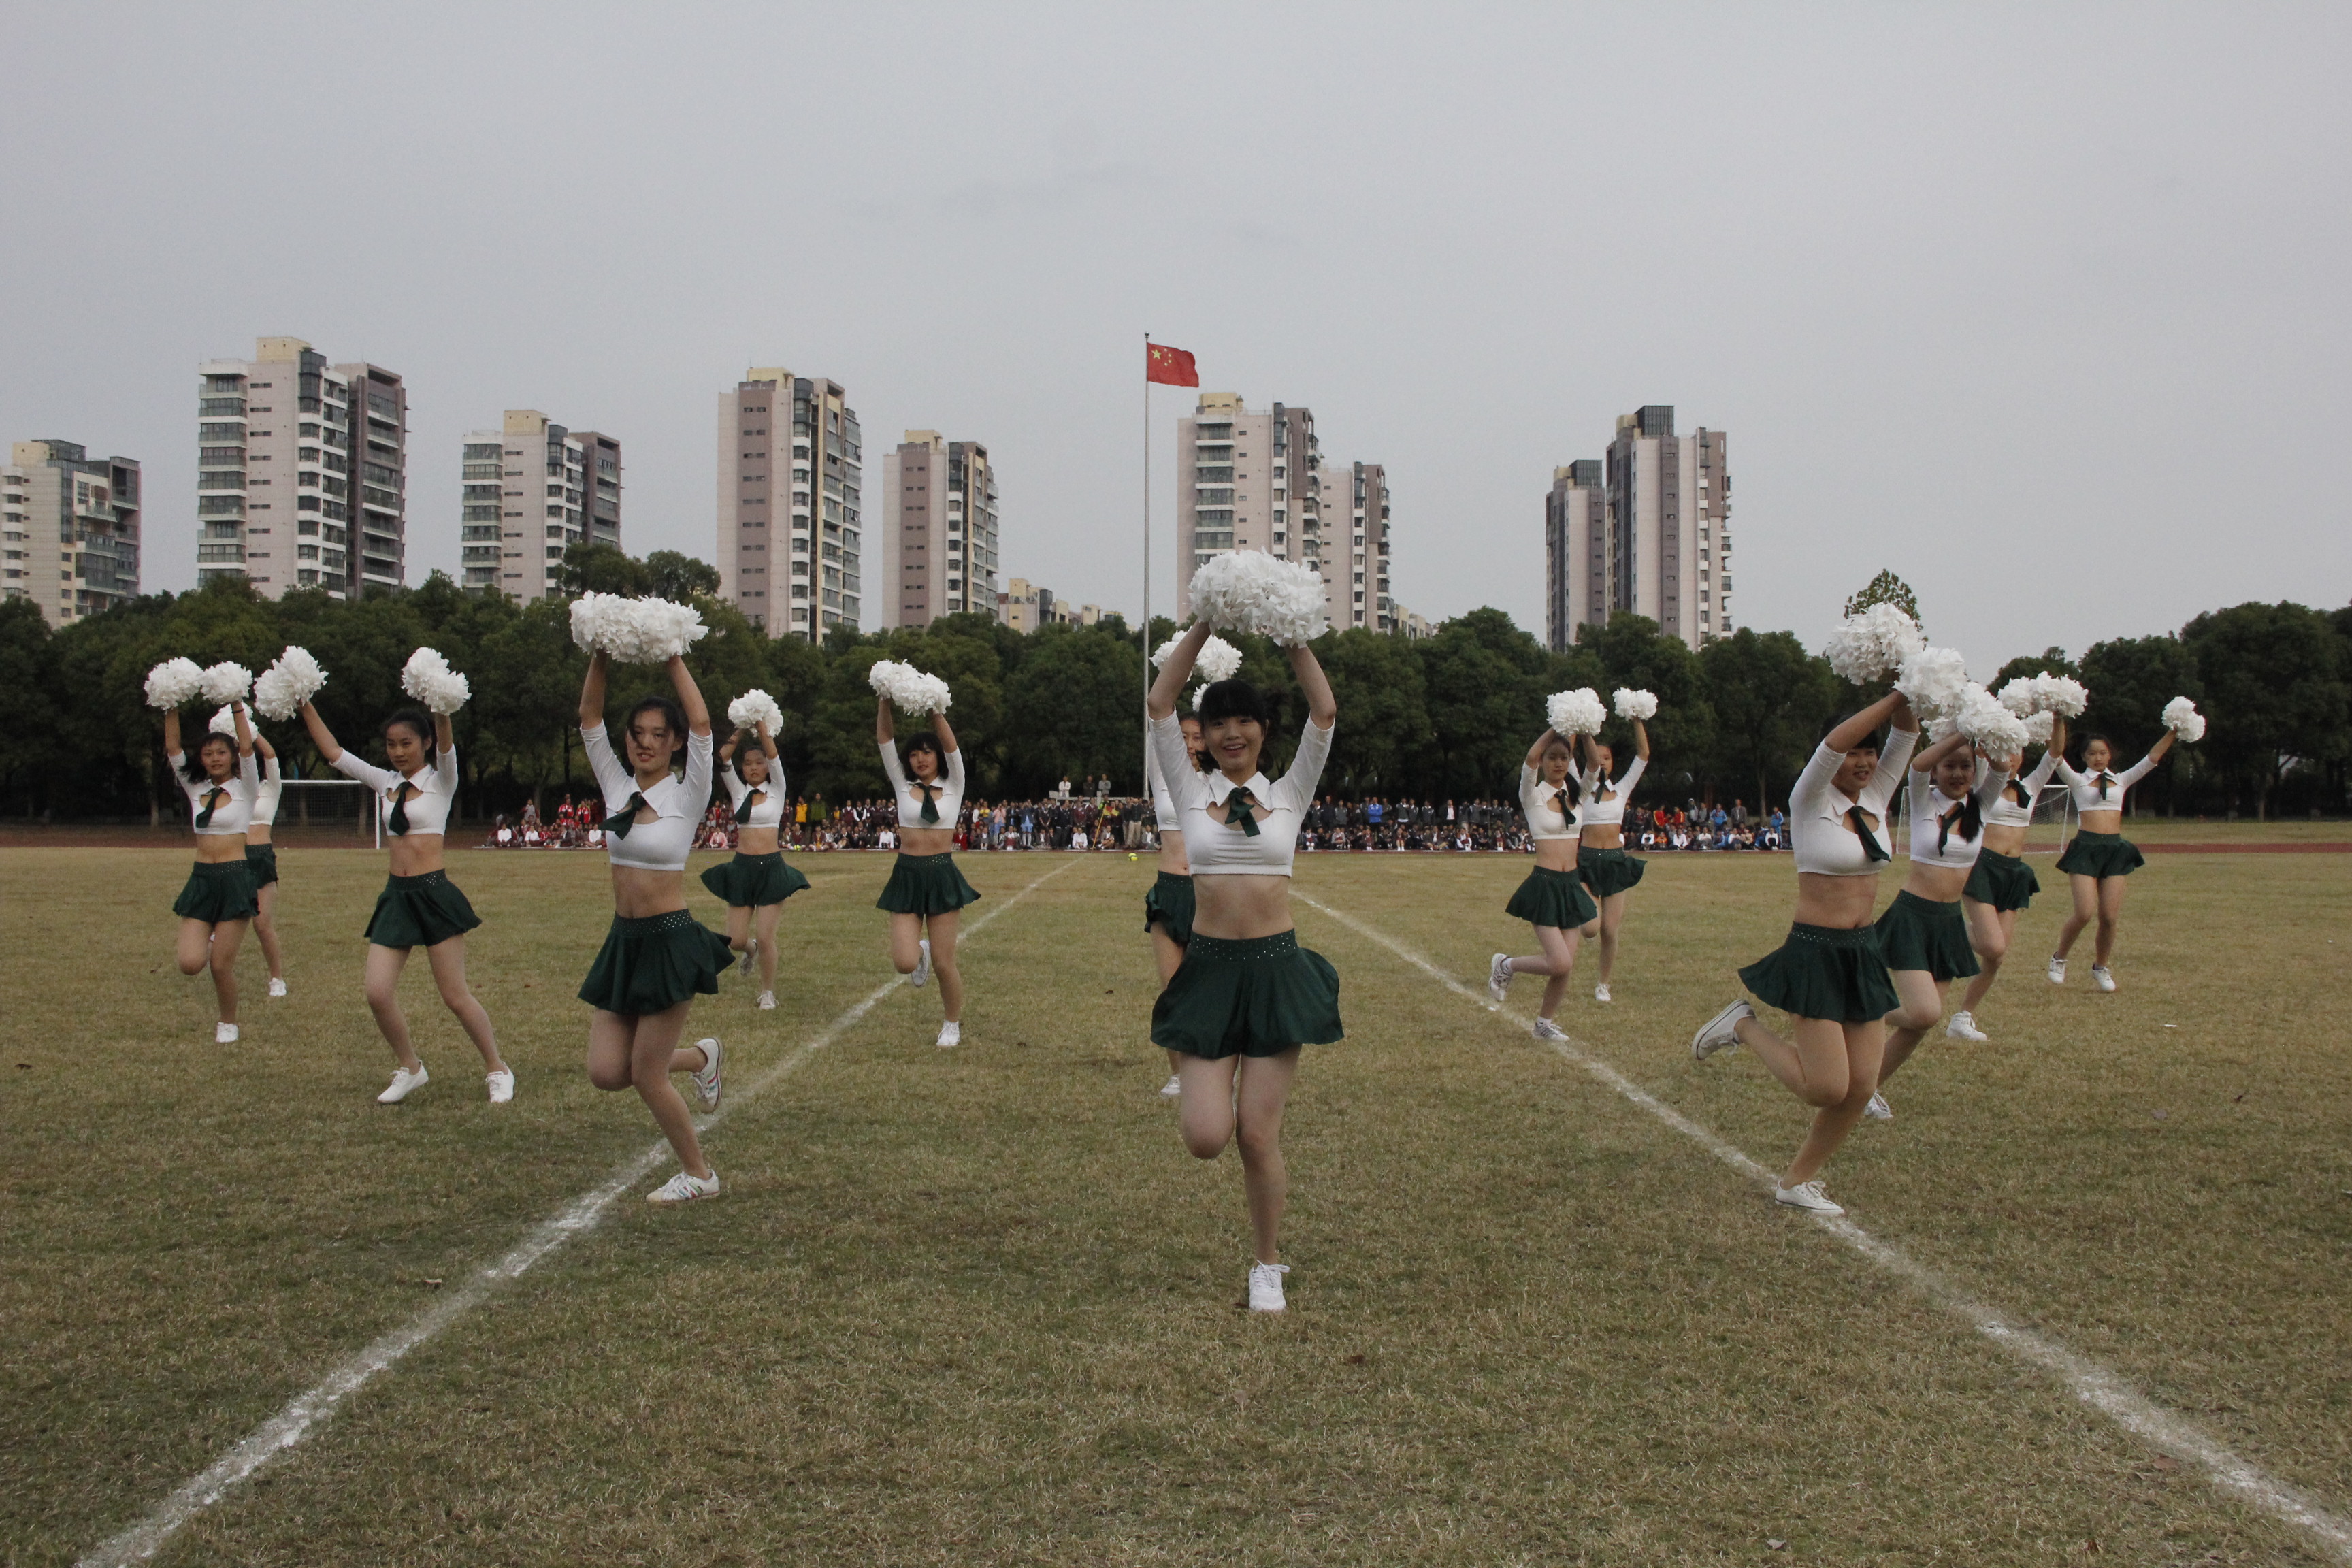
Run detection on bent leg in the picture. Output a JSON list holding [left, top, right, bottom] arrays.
[[1152, 926, 1186, 1076], [1959, 900, 2008, 1013], [176, 918, 214, 977], [627, 1000, 713, 1178], [587, 1009, 637, 1090], [364, 943, 420, 1069], [425, 936, 506, 1073], [1783, 1021, 1886, 1186], [2054, 874, 2099, 958], [1732, 1010, 1855, 1109], [1877, 971, 1950, 1085], [1176, 1052, 1240, 1159], [889, 911, 924, 974], [724, 903, 751, 953]]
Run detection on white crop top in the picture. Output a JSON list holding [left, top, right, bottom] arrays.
[[1789, 729, 1918, 877], [1151, 711, 1333, 877], [880, 739, 965, 828], [1982, 749, 2060, 830], [170, 749, 263, 837], [2055, 754, 2156, 814], [1574, 755, 1647, 829], [1517, 765, 1580, 843], [585, 723, 713, 872], [252, 755, 283, 828], [1148, 744, 1186, 832], [721, 760, 787, 829], [1906, 764, 2008, 870], [333, 745, 459, 837]]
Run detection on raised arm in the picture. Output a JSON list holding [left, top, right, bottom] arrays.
[[231, 702, 255, 760], [756, 719, 779, 763], [252, 724, 277, 766], [162, 707, 183, 761], [1825, 690, 1906, 757], [666, 655, 711, 738], [1909, 726, 1973, 774], [433, 710, 459, 789], [1630, 717, 1652, 763], [875, 691, 895, 746], [578, 650, 608, 730], [296, 700, 342, 765], [1288, 641, 1336, 728], [2137, 729, 2177, 774], [932, 709, 960, 756], [718, 730, 742, 767], [1149, 622, 1213, 721], [1522, 727, 1564, 770]]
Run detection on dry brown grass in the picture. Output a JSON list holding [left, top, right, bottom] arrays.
[[3, 840, 2347, 1565]]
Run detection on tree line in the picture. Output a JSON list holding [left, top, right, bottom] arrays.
[[0, 550, 2345, 823]]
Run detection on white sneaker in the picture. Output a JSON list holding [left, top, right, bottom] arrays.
[[909, 938, 932, 988], [1692, 999, 1752, 1060], [2092, 965, 2117, 992], [486, 1068, 515, 1104], [1248, 1261, 1290, 1313], [647, 1168, 720, 1205], [2047, 956, 2067, 985], [267, 977, 287, 998], [1160, 1073, 1183, 1098], [756, 990, 776, 1011], [1594, 982, 1612, 1003], [1774, 1180, 1844, 1215], [377, 1064, 429, 1104], [1863, 1092, 1892, 1120], [1946, 1010, 1988, 1042], [1487, 953, 1513, 1002], [936, 1020, 961, 1049], [690, 1037, 723, 1111], [1531, 1017, 1569, 1042], [215, 1022, 240, 1044]]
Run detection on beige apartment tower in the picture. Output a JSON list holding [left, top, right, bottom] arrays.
[[461, 412, 621, 598], [1320, 457, 1392, 632], [1548, 406, 1731, 652], [717, 368, 861, 638], [1174, 394, 1323, 619], [2, 440, 140, 626], [1545, 460, 1605, 651], [196, 337, 406, 599], [880, 432, 1000, 627]]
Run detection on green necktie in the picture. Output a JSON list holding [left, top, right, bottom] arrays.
[[2095, 772, 2114, 801], [195, 787, 225, 830], [387, 782, 414, 836], [1848, 806, 1889, 863], [1224, 785, 1262, 837], [914, 783, 941, 825], [607, 792, 648, 839]]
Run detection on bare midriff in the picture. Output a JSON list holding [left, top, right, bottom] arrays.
[[1532, 836, 1579, 872], [385, 834, 445, 878], [1579, 823, 1623, 852], [896, 824, 957, 857], [1191, 872, 1294, 940], [1158, 825, 1190, 877], [736, 823, 779, 855], [1978, 822, 2029, 858], [610, 865, 687, 919], [193, 835, 246, 864], [2076, 808, 2125, 835], [1901, 864, 1971, 902], [247, 825, 273, 847], [1791, 870, 1883, 930]]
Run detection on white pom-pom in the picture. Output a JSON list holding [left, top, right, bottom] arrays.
[[1895, 646, 1973, 723], [199, 662, 253, 706], [570, 592, 709, 664], [1151, 632, 1245, 685], [1612, 687, 1659, 721], [1189, 683, 1209, 714], [208, 704, 246, 738], [252, 645, 327, 721], [868, 659, 953, 716], [1823, 604, 1925, 684], [1954, 684, 2029, 755], [2037, 674, 2088, 717], [2162, 696, 2206, 742], [144, 657, 206, 710], [1547, 687, 1606, 736], [1187, 551, 1328, 645], [728, 689, 785, 734], [401, 647, 470, 715], [2022, 710, 2056, 746], [1996, 676, 2040, 717]]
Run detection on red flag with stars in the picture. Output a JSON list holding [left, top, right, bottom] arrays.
[[1145, 342, 1198, 387]]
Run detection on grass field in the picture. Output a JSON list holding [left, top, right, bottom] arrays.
[[4, 840, 2349, 1566]]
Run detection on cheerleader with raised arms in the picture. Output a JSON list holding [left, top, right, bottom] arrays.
[[1951, 715, 2064, 1037], [1488, 707, 1597, 1040], [1576, 691, 1654, 1002], [872, 663, 978, 1048], [161, 693, 261, 1043], [2048, 719, 2178, 992], [704, 700, 811, 1011]]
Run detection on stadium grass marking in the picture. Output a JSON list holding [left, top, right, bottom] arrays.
[[74, 859, 1081, 1568], [1293, 889, 2352, 1567]]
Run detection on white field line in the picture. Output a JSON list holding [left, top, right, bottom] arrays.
[[1294, 893, 2352, 1565], [78, 860, 1082, 1568]]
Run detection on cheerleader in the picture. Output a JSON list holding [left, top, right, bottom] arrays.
[[1690, 692, 1918, 1215], [299, 699, 510, 1103], [245, 722, 288, 998], [1575, 719, 1650, 1002], [1486, 727, 1595, 1039], [1864, 729, 2007, 1116], [1950, 726, 2063, 1038], [2048, 724, 2175, 991], [576, 651, 733, 1203], [875, 696, 979, 1047], [163, 702, 260, 1043], [1146, 713, 1212, 1096], [1147, 622, 1342, 1314], [704, 721, 812, 1010]]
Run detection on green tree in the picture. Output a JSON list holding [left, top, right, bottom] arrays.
[[557, 542, 650, 597], [1701, 628, 1840, 813], [1576, 613, 1716, 800], [644, 551, 721, 601], [0, 599, 58, 816], [1844, 568, 1924, 632], [2077, 634, 2201, 816], [1411, 608, 1553, 802], [1992, 646, 2080, 693], [2180, 601, 2351, 819], [1000, 623, 1147, 796], [1313, 627, 1430, 794]]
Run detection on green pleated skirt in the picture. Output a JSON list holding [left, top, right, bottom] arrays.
[[700, 850, 812, 909], [1963, 849, 2040, 911], [1739, 921, 1899, 1024], [2057, 830, 2144, 879], [1152, 930, 1344, 1060], [1578, 845, 1647, 897], [1505, 864, 1598, 930], [1144, 870, 1196, 943], [876, 851, 981, 916], [173, 859, 257, 924], [1874, 889, 1981, 981], [244, 843, 279, 889], [365, 870, 481, 949], [578, 909, 738, 1015]]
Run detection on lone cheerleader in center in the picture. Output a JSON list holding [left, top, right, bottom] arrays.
[[2048, 719, 2176, 992], [1148, 620, 1342, 1314], [704, 708, 811, 1011], [163, 700, 260, 1042], [1488, 717, 1597, 1038], [874, 677, 979, 1048]]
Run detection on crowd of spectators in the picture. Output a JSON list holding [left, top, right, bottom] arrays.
[[481, 775, 1791, 854]]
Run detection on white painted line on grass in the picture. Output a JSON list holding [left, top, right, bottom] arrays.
[[1294, 892, 2352, 1565], [79, 860, 1082, 1568]]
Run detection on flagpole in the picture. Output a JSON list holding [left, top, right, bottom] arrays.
[[1142, 332, 1152, 801]]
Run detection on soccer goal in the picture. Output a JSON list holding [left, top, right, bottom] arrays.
[[275, 778, 380, 847]]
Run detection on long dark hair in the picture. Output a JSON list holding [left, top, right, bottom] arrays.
[[382, 707, 437, 768], [2072, 731, 2113, 768], [729, 729, 772, 785], [1197, 679, 1273, 729], [182, 732, 235, 785], [623, 696, 689, 772], [902, 732, 943, 776], [1541, 734, 1582, 807]]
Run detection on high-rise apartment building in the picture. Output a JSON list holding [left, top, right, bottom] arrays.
[[1546, 406, 1731, 651], [879, 431, 1000, 627], [3, 439, 140, 625], [1175, 393, 1324, 619], [717, 368, 861, 638], [461, 411, 621, 597], [196, 338, 406, 599], [1320, 457, 1392, 632]]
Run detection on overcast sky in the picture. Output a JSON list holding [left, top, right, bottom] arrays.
[[5, 3, 2347, 672]]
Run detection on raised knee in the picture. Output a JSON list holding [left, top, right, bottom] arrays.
[[178, 955, 207, 976], [589, 1065, 632, 1092], [1181, 1127, 1228, 1160], [1798, 1081, 1846, 1109]]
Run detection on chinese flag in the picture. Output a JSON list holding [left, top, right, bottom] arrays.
[[1145, 342, 1199, 387]]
